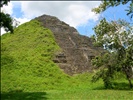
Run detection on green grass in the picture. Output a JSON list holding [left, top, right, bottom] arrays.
[[1, 90, 133, 100], [1, 19, 70, 92], [1, 19, 133, 100], [46, 90, 133, 100]]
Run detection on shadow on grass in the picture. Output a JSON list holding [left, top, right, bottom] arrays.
[[1, 91, 47, 100]]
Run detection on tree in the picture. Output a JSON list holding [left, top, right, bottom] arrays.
[[0, 12, 13, 33], [0, 0, 9, 7], [0, 0, 19, 33], [91, 0, 133, 89]]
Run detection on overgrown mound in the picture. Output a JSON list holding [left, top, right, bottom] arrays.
[[1, 20, 71, 92]]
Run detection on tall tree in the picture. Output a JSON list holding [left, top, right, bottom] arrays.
[[91, 0, 133, 89]]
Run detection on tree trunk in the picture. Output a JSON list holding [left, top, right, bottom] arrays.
[[124, 66, 133, 88], [127, 78, 133, 88], [126, 72, 133, 88]]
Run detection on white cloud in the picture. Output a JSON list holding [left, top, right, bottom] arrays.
[[1, 1, 101, 35], [1, 2, 13, 15], [20, 1, 101, 27], [15, 18, 30, 25], [1, 28, 6, 35]]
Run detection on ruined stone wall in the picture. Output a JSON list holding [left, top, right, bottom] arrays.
[[36, 14, 104, 75]]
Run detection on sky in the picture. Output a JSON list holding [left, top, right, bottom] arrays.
[[1, 1, 131, 37]]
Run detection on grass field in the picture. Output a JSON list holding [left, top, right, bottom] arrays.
[[1, 19, 133, 100], [1, 89, 133, 100], [46, 90, 133, 100], [1, 72, 133, 100]]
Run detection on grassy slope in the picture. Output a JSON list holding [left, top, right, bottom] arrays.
[[1, 19, 71, 92], [1, 20, 102, 92], [1, 19, 133, 100]]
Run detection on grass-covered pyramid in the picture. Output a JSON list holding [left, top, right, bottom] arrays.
[[1, 19, 72, 92], [1, 17, 131, 95]]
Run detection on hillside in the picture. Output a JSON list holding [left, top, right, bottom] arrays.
[[1, 19, 72, 92]]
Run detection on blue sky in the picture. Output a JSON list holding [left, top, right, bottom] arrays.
[[1, 1, 132, 36], [77, 2, 132, 37], [12, 3, 23, 18]]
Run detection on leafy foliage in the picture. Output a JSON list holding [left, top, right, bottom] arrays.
[[0, 0, 19, 33], [91, 18, 133, 88], [126, 2, 133, 19], [91, 0, 133, 89], [0, 12, 13, 33], [0, 0, 10, 7]]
